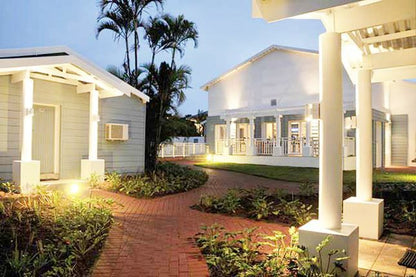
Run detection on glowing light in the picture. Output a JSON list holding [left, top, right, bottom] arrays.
[[206, 154, 213, 162], [305, 115, 313, 122], [68, 183, 80, 195]]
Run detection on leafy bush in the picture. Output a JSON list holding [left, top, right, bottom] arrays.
[[194, 188, 316, 227], [0, 190, 113, 276], [195, 224, 348, 277], [0, 181, 18, 194], [298, 181, 315, 197], [103, 162, 208, 198]]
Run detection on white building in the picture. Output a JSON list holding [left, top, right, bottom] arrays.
[[202, 45, 416, 170]]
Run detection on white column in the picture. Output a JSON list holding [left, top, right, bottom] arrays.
[[303, 119, 312, 156], [273, 114, 282, 156], [356, 70, 373, 201], [81, 89, 104, 180], [247, 116, 256, 155], [89, 89, 99, 160], [318, 32, 343, 230], [21, 76, 34, 161], [299, 32, 359, 277], [343, 70, 384, 240], [13, 72, 40, 193]]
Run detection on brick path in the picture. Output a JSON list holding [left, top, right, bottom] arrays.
[[92, 166, 298, 277]]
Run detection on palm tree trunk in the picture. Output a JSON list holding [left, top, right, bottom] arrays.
[[171, 48, 176, 67], [134, 20, 139, 83], [125, 37, 131, 75]]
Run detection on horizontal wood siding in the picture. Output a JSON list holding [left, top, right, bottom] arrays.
[[99, 96, 145, 174], [33, 79, 89, 179], [0, 75, 145, 180], [0, 76, 22, 180]]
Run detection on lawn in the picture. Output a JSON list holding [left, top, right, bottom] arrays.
[[196, 162, 416, 184]]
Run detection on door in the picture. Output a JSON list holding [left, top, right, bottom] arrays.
[[391, 115, 408, 166], [32, 105, 57, 178], [288, 121, 303, 155]]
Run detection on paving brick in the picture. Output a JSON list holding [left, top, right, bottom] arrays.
[[92, 165, 296, 276]]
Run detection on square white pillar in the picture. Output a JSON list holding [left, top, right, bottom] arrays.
[[246, 145, 256, 156], [12, 160, 40, 194], [302, 145, 313, 156], [81, 159, 105, 181], [299, 220, 359, 277], [343, 197, 384, 239]]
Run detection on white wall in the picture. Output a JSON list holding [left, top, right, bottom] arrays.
[[207, 48, 389, 116], [388, 80, 416, 166]]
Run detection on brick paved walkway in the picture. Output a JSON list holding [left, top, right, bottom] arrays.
[[92, 167, 297, 277]]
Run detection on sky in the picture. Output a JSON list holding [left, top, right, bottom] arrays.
[[0, 0, 325, 116]]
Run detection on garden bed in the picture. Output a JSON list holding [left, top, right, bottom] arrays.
[[100, 162, 209, 198], [193, 182, 416, 236], [195, 224, 348, 277], [192, 186, 317, 227], [0, 189, 113, 276]]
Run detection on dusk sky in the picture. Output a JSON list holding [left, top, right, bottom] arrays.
[[0, 0, 325, 115]]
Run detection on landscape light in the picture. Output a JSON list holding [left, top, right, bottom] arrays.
[[68, 183, 80, 195], [206, 154, 213, 162]]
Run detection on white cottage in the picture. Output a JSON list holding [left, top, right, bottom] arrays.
[[0, 46, 148, 193], [202, 45, 416, 170]]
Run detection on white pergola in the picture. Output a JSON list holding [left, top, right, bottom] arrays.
[[252, 0, 416, 276], [0, 47, 148, 193]]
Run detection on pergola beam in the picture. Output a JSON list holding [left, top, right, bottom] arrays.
[[362, 29, 416, 45], [362, 47, 416, 70], [327, 0, 416, 33]]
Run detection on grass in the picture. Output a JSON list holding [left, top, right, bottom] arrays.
[[196, 162, 416, 184]]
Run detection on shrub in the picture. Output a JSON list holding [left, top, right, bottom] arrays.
[[298, 181, 315, 197], [195, 224, 348, 277], [194, 188, 316, 226], [102, 162, 209, 198], [0, 191, 113, 276]]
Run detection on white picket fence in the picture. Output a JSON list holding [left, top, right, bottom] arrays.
[[159, 143, 208, 158]]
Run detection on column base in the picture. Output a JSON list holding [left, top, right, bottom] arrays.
[[302, 146, 313, 156], [343, 197, 384, 240], [222, 146, 233, 155], [299, 220, 359, 277], [81, 159, 105, 181], [246, 146, 257, 156], [272, 146, 283, 156], [12, 160, 40, 194]]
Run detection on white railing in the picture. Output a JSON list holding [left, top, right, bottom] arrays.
[[214, 137, 355, 158], [159, 143, 208, 158], [255, 139, 274, 156]]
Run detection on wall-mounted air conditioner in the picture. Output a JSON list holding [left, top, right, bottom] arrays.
[[105, 123, 129, 141]]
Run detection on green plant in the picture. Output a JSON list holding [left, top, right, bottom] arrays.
[[0, 191, 113, 276], [105, 171, 123, 191], [299, 181, 315, 197], [248, 194, 274, 220], [196, 225, 349, 277], [277, 198, 315, 226], [88, 173, 101, 188], [0, 181, 17, 194], [219, 189, 241, 214]]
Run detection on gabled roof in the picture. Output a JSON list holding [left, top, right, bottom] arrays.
[[0, 46, 149, 102], [201, 45, 317, 91]]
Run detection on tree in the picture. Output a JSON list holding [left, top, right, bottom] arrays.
[[161, 14, 199, 66], [141, 62, 191, 170], [96, 3, 134, 75], [143, 16, 167, 67], [98, 0, 164, 85]]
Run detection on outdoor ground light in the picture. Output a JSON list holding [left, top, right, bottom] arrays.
[[68, 183, 80, 196], [206, 154, 213, 162]]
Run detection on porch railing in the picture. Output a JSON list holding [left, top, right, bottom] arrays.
[[214, 137, 355, 158], [255, 139, 274, 156], [159, 143, 208, 158]]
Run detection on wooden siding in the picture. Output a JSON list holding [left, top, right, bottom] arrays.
[[391, 114, 408, 166], [0, 76, 146, 181], [99, 95, 146, 174]]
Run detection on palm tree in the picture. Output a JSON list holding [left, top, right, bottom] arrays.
[[96, 3, 134, 75], [141, 62, 191, 170], [161, 14, 199, 66], [144, 16, 167, 67], [98, 0, 164, 84]]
